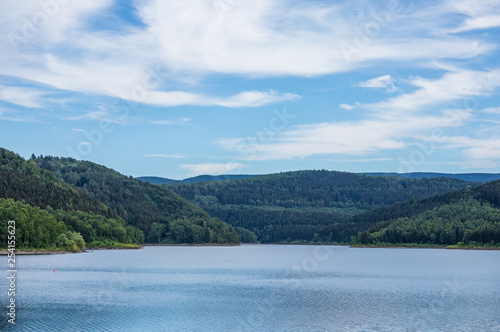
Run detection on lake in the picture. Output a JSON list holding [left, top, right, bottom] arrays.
[[1, 245, 500, 331]]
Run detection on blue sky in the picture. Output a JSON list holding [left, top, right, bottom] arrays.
[[1, 0, 499, 179]]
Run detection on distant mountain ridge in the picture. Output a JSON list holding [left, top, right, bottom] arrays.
[[139, 172, 500, 185], [163, 170, 474, 243], [138, 174, 260, 184], [361, 172, 500, 183]]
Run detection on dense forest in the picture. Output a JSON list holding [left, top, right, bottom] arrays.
[[0, 148, 113, 218], [0, 148, 239, 250], [350, 180, 500, 247], [0, 148, 142, 250], [166, 170, 473, 243], [0, 198, 142, 250], [141, 172, 500, 185], [3, 146, 498, 249], [362, 172, 500, 183], [34, 155, 239, 244]]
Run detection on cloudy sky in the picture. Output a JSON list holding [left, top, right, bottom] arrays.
[[1, 0, 499, 179]]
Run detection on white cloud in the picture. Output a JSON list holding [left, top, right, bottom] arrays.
[[0, 85, 45, 108], [326, 157, 392, 162], [0, 0, 497, 112], [64, 111, 130, 124], [219, 113, 464, 161], [144, 90, 299, 108], [151, 118, 191, 125], [368, 68, 500, 115], [454, 15, 500, 32], [445, 0, 500, 32], [437, 136, 500, 168], [144, 154, 185, 159], [180, 162, 247, 176], [2, 0, 114, 47], [0, 107, 36, 122], [358, 75, 397, 92], [339, 103, 355, 110], [482, 107, 500, 114]]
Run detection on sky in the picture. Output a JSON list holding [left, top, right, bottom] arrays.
[[0, 0, 499, 179]]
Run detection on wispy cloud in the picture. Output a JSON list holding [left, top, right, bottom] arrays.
[[144, 90, 299, 108], [144, 154, 185, 159], [219, 114, 460, 160], [0, 85, 45, 108], [0, 0, 496, 113], [180, 162, 247, 176], [358, 75, 397, 93], [437, 136, 500, 168], [339, 103, 355, 110], [446, 0, 500, 32], [64, 111, 130, 124], [325, 157, 392, 162], [151, 118, 191, 125], [219, 67, 500, 164], [367, 68, 500, 115], [482, 107, 500, 114], [0, 107, 36, 122]]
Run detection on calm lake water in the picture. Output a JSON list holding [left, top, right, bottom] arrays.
[[1, 245, 500, 331]]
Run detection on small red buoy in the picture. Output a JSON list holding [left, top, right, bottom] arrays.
[[53, 270, 55, 272]]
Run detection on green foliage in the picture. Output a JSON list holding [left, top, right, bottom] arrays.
[[0, 197, 141, 250], [34, 154, 239, 244], [0, 198, 66, 249], [234, 227, 258, 243], [352, 181, 500, 247], [0, 148, 113, 218], [56, 231, 85, 251], [166, 170, 471, 243]]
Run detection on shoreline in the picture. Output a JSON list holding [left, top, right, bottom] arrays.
[[0, 245, 144, 255], [144, 243, 240, 247], [0, 249, 80, 255], [0, 243, 238, 255], [350, 244, 500, 250], [2, 243, 499, 254]]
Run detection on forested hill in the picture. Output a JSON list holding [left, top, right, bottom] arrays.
[[0, 148, 143, 250], [35, 156, 239, 244], [0, 148, 113, 218], [165, 170, 473, 243], [349, 180, 500, 247], [362, 172, 500, 183], [140, 172, 499, 185]]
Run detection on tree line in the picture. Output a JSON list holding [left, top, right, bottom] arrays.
[[352, 181, 500, 247], [34, 154, 239, 244], [166, 170, 473, 243]]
